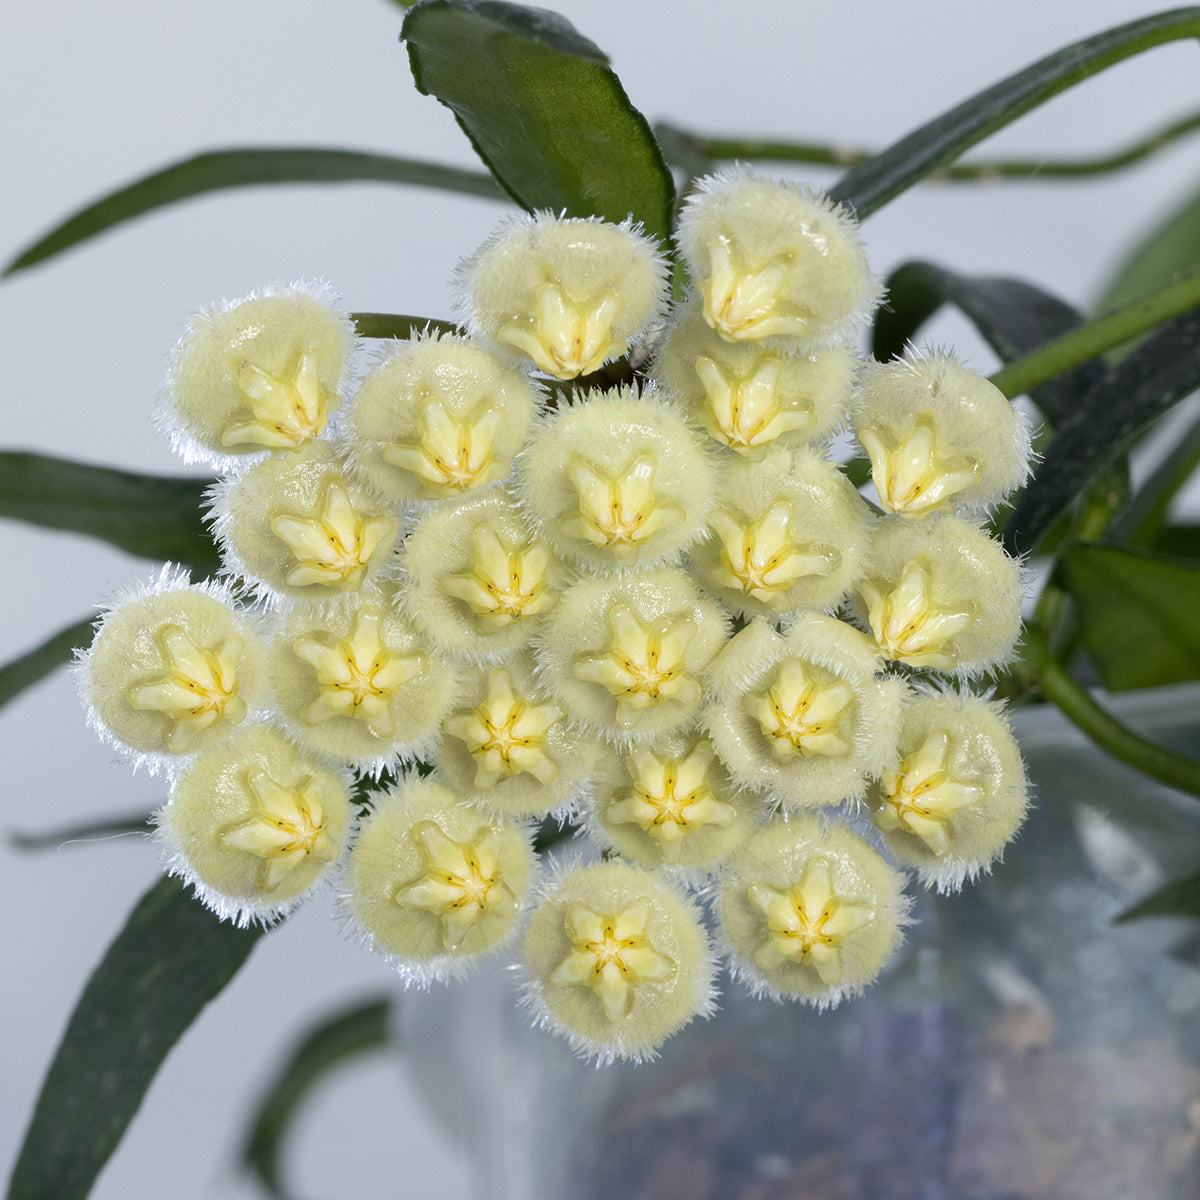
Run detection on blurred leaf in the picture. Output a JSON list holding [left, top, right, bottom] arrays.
[[1151, 524, 1200, 558], [0, 452, 218, 574], [1117, 870, 1200, 921], [1095, 174, 1200, 312], [1061, 542, 1200, 690], [241, 997, 392, 1200], [1105, 406, 1200, 545], [1003, 305, 1200, 556], [5, 148, 504, 276], [831, 9, 1200, 218], [7, 877, 264, 1200], [10, 811, 152, 851], [0, 615, 95, 713], [873, 261, 1102, 425], [351, 311, 459, 339], [402, 0, 674, 239]]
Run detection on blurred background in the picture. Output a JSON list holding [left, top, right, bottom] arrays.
[[3, 1, 1199, 1196]]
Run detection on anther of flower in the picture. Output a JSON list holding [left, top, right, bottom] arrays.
[[560, 453, 684, 563], [607, 741, 736, 851], [702, 239, 809, 341], [128, 625, 246, 753], [224, 348, 339, 450], [497, 284, 626, 379], [383, 399, 508, 495], [292, 607, 427, 736], [220, 768, 340, 892], [747, 858, 874, 984], [549, 899, 676, 1022], [269, 480, 396, 589], [859, 420, 981, 516], [575, 605, 700, 727], [872, 730, 985, 856], [694, 355, 814, 450], [444, 669, 562, 788], [744, 658, 854, 760], [441, 526, 554, 626], [859, 562, 976, 669], [709, 503, 835, 610], [394, 821, 520, 951]]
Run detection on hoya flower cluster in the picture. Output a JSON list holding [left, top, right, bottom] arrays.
[[79, 169, 1031, 1062]]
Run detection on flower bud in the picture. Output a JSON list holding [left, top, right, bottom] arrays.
[[521, 860, 715, 1061], [460, 213, 668, 379]]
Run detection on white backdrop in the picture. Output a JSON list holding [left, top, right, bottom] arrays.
[[3, 2, 1199, 1197]]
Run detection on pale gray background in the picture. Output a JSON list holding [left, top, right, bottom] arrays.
[[3, 2, 1199, 1197]]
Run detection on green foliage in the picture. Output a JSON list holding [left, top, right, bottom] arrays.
[[9, 811, 153, 851], [1117, 870, 1200, 921], [0, 615, 95, 713]]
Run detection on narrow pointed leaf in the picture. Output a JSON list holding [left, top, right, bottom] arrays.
[[1105, 408, 1200, 545], [7, 877, 264, 1200], [241, 997, 392, 1199], [1061, 542, 1200, 690], [0, 452, 218, 574], [831, 8, 1200, 218], [1003, 305, 1200, 556], [351, 312, 459, 339], [1117, 870, 1200, 921], [0, 615, 96, 713], [5, 148, 504, 276], [402, 0, 674, 239], [10, 811, 153, 851]]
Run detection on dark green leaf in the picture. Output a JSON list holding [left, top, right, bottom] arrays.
[[1003, 305, 1200, 556], [5, 148, 504, 276], [873, 261, 1102, 425], [0, 615, 95, 713], [241, 997, 391, 1200], [1150, 523, 1200, 558], [1061, 542, 1200, 690], [0, 452, 218, 574], [831, 9, 1200, 218], [1105, 408, 1200, 545], [1117, 870, 1200, 921], [7, 877, 263, 1200], [351, 312, 459, 339], [402, 0, 674, 239], [10, 811, 152, 851]]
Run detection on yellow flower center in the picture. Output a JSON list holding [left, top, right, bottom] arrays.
[[383, 399, 508, 494], [694, 354, 815, 451], [744, 658, 854, 760], [497, 283, 626, 379], [441, 525, 555, 626], [702, 239, 809, 341], [223, 347, 340, 451], [859, 562, 976, 669], [859, 421, 980, 516]]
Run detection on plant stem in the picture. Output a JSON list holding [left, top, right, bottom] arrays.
[[1024, 625, 1200, 799], [989, 264, 1200, 398]]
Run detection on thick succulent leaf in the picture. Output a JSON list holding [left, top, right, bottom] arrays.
[[10, 811, 153, 852], [872, 260, 1102, 425], [1117, 870, 1200, 921], [0, 615, 96, 713], [402, 0, 674, 239], [1061, 542, 1200, 690], [4, 148, 504, 276], [0, 452, 218, 574], [831, 9, 1200, 218], [351, 312, 459, 339], [7, 878, 264, 1200], [241, 997, 392, 1199], [1003, 305, 1200, 556]]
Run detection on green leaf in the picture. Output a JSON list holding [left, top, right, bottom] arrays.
[[830, 9, 1200, 218], [7, 877, 264, 1200], [1060, 542, 1200, 690], [1095, 175, 1200, 313], [402, 0, 674, 240], [10, 811, 152, 852], [241, 997, 391, 1200], [1117, 870, 1200, 921], [0, 452, 218, 574], [351, 312, 459, 339], [0, 615, 96, 713], [1105, 407, 1200, 546], [4, 148, 504, 276], [1150, 523, 1200, 558], [1002, 305, 1200, 557], [872, 261, 1102, 425]]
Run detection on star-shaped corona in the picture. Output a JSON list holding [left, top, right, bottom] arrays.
[[859, 422, 981, 517], [383, 399, 508, 495], [575, 605, 700, 728], [709, 503, 834, 609], [702, 240, 808, 342], [220, 768, 340, 892], [859, 563, 975, 668], [224, 348, 340, 450], [291, 607, 427, 736], [444, 669, 562, 789], [694, 354, 816, 451], [748, 859, 874, 984], [441, 526, 555, 626], [872, 730, 984, 855], [497, 283, 627, 379], [395, 821, 520, 951], [607, 741, 735, 850], [128, 625, 246, 753], [549, 900, 676, 1022], [269, 480, 395, 589], [744, 658, 854, 761]]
